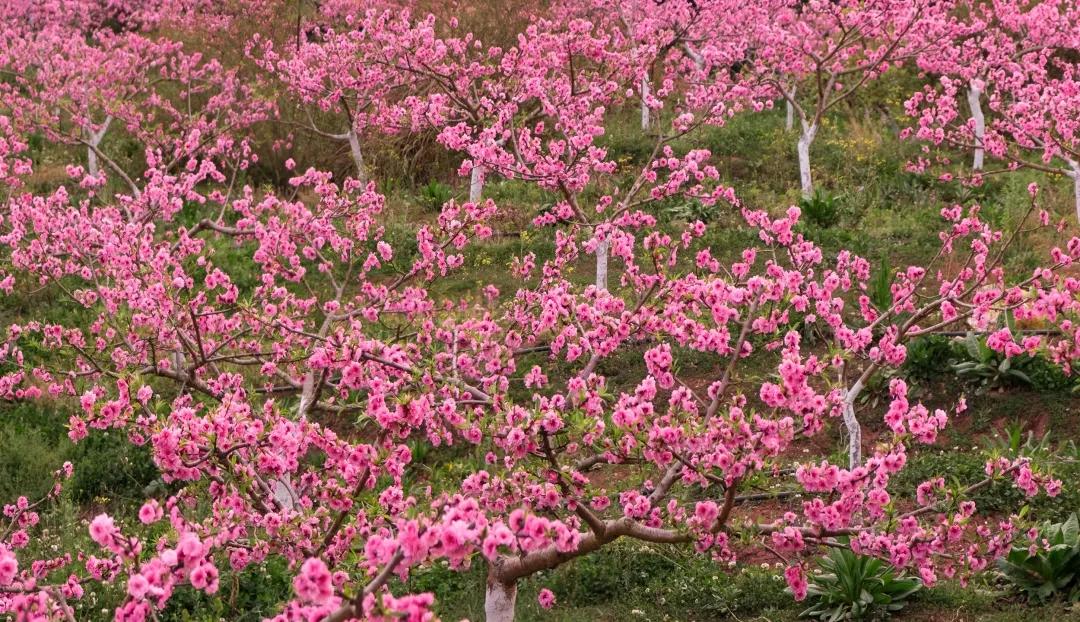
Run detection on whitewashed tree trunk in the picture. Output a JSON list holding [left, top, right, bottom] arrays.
[[346, 129, 366, 183], [484, 580, 517, 622], [1069, 160, 1080, 224], [842, 382, 864, 469], [1075, 170, 1080, 226], [797, 121, 817, 198], [469, 165, 484, 203], [785, 86, 797, 131], [85, 115, 112, 177], [87, 143, 99, 178], [595, 239, 609, 291], [272, 475, 298, 510], [640, 76, 651, 131], [682, 42, 704, 72], [967, 82, 985, 171]]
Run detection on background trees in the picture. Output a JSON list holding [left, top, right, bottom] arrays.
[[747, 0, 952, 197], [908, 0, 1080, 219]]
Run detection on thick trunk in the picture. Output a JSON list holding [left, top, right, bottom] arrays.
[[595, 239, 609, 291], [785, 86, 797, 131], [967, 83, 985, 171], [682, 43, 704, 72], [470, 165, 485, 203], [272, 475, 298, 510], [346, 129, 366, 182], [797, 122, 817, 198], [640, 76, 650, 131], [484, 579, 517, 622]]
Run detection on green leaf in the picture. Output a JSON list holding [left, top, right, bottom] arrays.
[[1063, 515, 1080, 542]]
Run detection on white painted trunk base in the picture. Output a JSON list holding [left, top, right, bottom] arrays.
[[967, 83, 985, 171], [595, 239, 609, 292], [470, 165, 485, 203], [87, 144, 99, 177], [797, 122, 817, 198], [346, 130, 366, 182], [841, 397, 862, 469], [484, 580, 517, 622], [1070, 162, 1080, 225], [640, 77, 651, 131], [785, 86, 797, 131], [85, 116, 112, 177]]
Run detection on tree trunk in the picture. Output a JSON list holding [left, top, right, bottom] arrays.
[[682, 43, 704, 72], [85, 115, 112, 177], [640, 76, 650, 131], [797, 121, 817, 198], [785, 86, 797, 131], [346, 129, 367, 183], [87, 141, 99, 177], [967, 82, 985, 171], [272, 475, 298, 510], [595, 239, 609, 291], [470, 165, 485, 204], [1069, 161, 1080, 225], [842, 375, 865, 468], [87, 146, 99, 178], [484, 578, 517, 622]]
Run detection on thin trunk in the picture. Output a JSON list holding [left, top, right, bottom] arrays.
[[785, 86, 797, 131], [295, 0, 303, 50], [595, 239, 609, 291], [1069, 161, 1080, 225], [85, 115, 112, 177], [640, 76, 650, 131], [346, 129, 366, 182], [470, 165, 485, 203], [87, 143, 99, 178], [484, 578, 517, 622], [967, 83, 985, 171], [797, 121, 817, 198], [842, 379, 864, 468]]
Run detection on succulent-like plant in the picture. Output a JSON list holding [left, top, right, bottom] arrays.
[[998, 513, 1080, 603], [800, 546, 921, 621]]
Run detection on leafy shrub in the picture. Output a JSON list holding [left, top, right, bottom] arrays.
[[0, 421, 65, 502], [798, 188, 843, 229], [160, 556, 293, 621], [0, 403, 157, 508], [940, 332, 1070, 393], [66, 430, 159, 505], [985, 423, 1055, 459], [417, 180, 453, 212], [894, 447, 1080, 522], [0, 403, 69, 502], [1026, 355, 1074, 392], [998, 513, 1080, 603], [27, 131, 44, 158], [901, 335, 954, 381], [949, 333, 1033, 393], [801, 547, 920, 620], [664, 198, 723, 223]]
